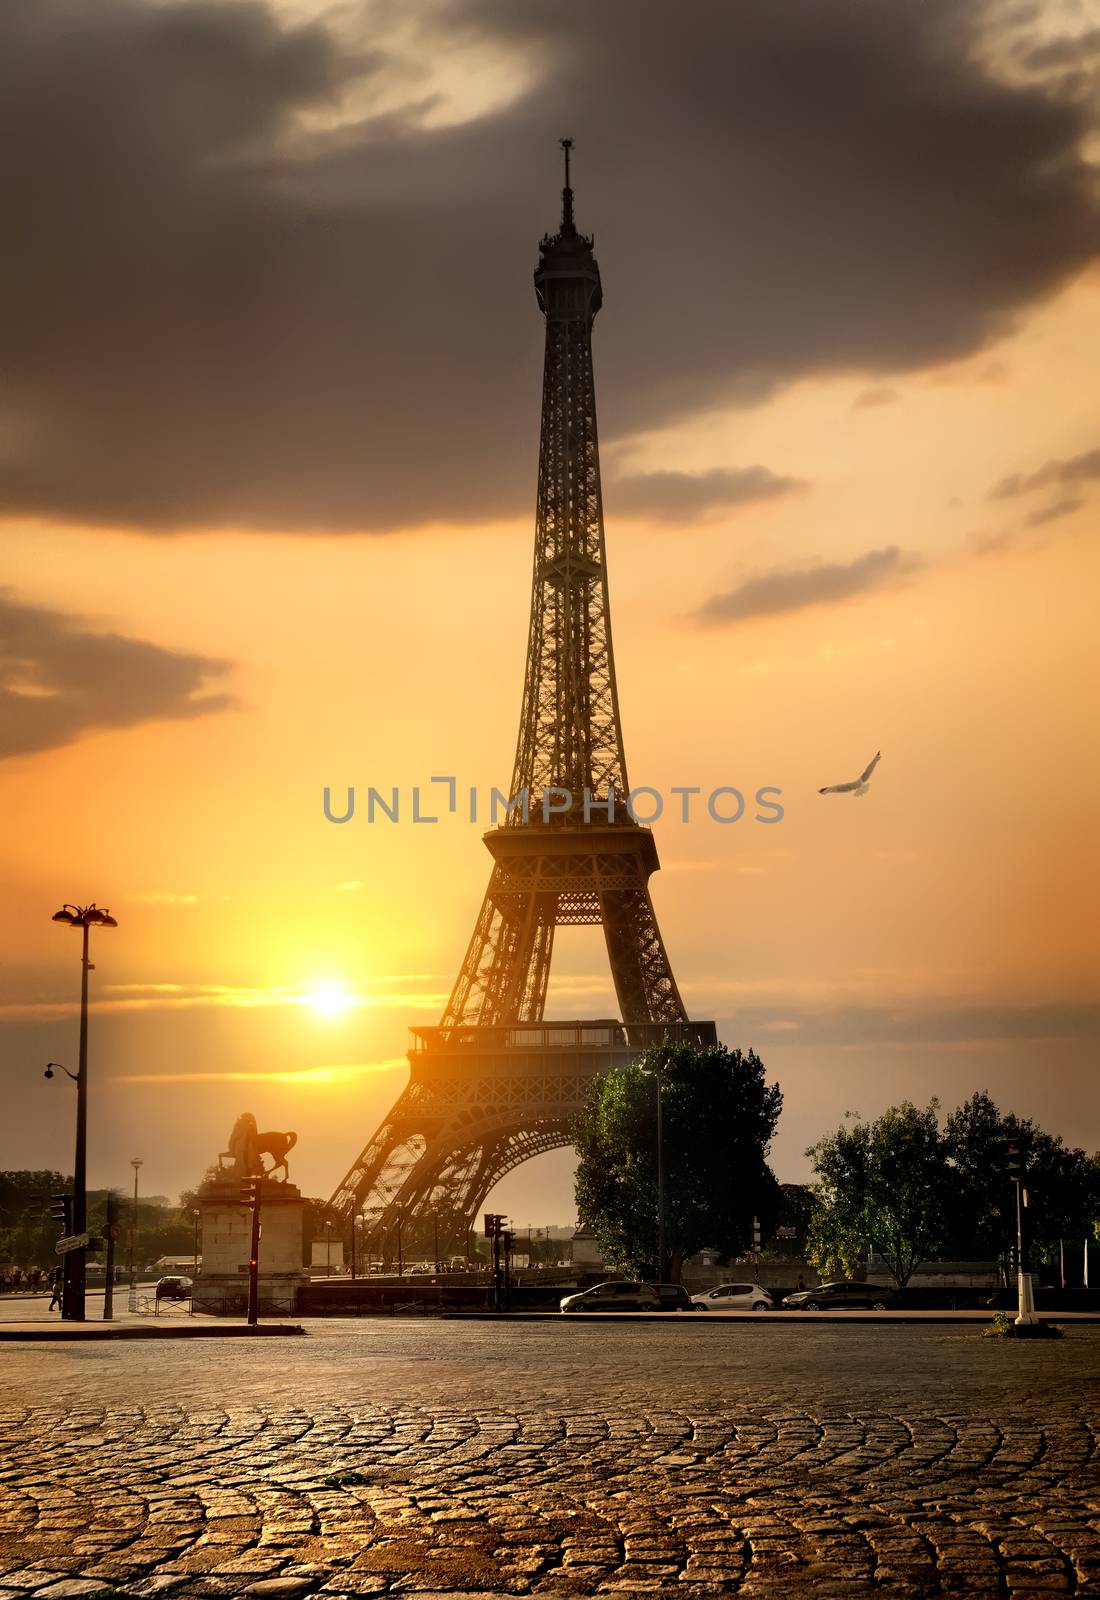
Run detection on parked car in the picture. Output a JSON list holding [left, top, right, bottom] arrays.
[[653, 1283, 701, 1311], [781, 1280, 894, 1311], [691, 1282, 774, 1311], [560, 1280, 661, 1313], [155, 1275, 193, 1302]]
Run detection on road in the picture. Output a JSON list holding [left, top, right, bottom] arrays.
[[0, 1319, 1097, 1596]]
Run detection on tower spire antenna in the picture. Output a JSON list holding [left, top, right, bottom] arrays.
[[560, 136, 575, 234]]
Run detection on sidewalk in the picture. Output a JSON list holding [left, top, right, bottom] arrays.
[[0, 1289, 304, 1339]]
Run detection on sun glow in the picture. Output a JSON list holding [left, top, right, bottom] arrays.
[[303, 981, 355, 1018]]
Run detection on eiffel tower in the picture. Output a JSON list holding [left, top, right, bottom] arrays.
[[330, 143, 715, 1253]]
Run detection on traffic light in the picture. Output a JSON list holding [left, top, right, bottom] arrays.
[[49, 1194, 72, 1230], [240, 1178, 259, 1206], [1006, 1139, 1024, 1180], [484, 1212, 506, 1239]]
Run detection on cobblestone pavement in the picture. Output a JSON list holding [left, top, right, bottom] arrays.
[[0, 1320, 1097, 1598]]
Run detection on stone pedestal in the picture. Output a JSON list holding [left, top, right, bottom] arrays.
[[193, 1176, 307, 1316]]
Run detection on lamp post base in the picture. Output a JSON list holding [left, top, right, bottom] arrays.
[[1015, 1269, 1040, 1326]]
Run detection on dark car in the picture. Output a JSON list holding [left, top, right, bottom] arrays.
[[560, 1280, 661, 1313], [781, 1280, 894, 1311], [653, 1283, 700, 1312], [155, 1274, 193, 1301]]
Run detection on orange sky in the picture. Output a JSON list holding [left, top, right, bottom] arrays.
[[3, 270, 1098, 1216]]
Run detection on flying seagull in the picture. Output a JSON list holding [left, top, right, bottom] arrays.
[[819, 750, 881, 797]]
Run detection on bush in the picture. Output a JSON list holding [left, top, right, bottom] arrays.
[[982, 1311, 1063, 1339]]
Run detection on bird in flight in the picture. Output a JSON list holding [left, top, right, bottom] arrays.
[[819, 750, 881, 797]]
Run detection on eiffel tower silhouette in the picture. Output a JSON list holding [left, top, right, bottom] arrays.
[[330, 143, 716, 1253]]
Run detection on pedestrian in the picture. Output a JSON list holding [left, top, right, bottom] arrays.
[[48, 1267, 63, 1312], [796, 1273, 805, 1292]]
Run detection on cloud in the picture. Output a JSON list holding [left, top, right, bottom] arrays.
[[608, 465, 803, 522], [127, 891, 200, 905], [990, 445, 1100, 500], [0, 0, 1097, 532], [852, 386, 899, 410], [112, 1059, 408, 1086], [0, 976, 448, 1019], [684, 996, 1100, 1048], [1023, 496, 1084, 528], [1016, 29, 1100, 72], [0, 589, 233, 758], [695, 546, 922, 627]]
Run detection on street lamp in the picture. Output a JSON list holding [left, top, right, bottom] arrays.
[[324, 1218, 333, 1276], [128, 1158, 143, 1290], [51, 902, 118, 1322], [1007, 1139, 1038, 1327], [192, 1207, 201, 1277]]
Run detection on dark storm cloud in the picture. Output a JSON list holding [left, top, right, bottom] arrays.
[[1016, 29, 1100, 72], [1, 0, 1098, 532], [0, 590, 233, 758], [608, 466, 803, 522], [990, 446, 1100, 499], [695, 547, 921, 627]]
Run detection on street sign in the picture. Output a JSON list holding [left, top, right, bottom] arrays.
[[56, 1231, 91, 1255]]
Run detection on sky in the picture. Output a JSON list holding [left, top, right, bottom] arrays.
[[1, 0, 1098, 1223]]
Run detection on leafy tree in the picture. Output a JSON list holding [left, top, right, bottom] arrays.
[[574, 1041, 782, 1282], [0, 1170, 69, 1271], [807, 1101, 947, 1288], [944, 1091, 1100, 1270]]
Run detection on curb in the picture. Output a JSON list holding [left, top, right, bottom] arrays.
[[434, 1310, 1100, 1325], [0, 1322, 307, 1341]]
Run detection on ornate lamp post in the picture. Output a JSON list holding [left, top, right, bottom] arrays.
[[51, 902, 117, 1321]]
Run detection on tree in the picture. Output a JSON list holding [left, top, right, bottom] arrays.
[[807, 1101, 947, 1288], [945, 1091, 1100, 1271], [574, 1041, 782, 1282], [0, 1170, 69, 1270]]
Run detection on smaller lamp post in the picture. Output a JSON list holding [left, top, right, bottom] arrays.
[[1008, 1138, 1039, 1327], [128, 1158, 143, 1289]]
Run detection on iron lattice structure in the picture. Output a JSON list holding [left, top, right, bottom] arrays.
[[331, 146, 715, 1250]]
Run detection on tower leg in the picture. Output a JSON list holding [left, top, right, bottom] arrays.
[[601, 887, 687, 1027]]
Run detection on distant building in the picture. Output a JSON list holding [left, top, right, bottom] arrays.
[[311, 1238, 345, 1273]]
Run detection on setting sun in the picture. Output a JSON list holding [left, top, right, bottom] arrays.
[[303, 981, 356, 1019]]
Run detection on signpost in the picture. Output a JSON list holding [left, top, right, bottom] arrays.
[[56, 1231, 92, 1255]]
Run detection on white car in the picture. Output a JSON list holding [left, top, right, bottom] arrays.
[[690, 1282, 774, 1311]]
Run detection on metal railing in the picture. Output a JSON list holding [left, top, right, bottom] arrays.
[[410, 1020, 716, 1053]]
